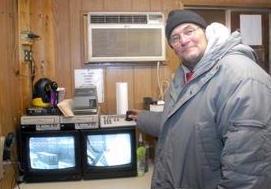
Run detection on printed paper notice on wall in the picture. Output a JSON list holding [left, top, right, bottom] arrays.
[[240, 14, 262, 46], [74, 68, 104, 103]]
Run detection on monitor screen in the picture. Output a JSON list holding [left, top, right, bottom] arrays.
[[87, 133, 131, 167], [81, 127, 137, 179], [29, 136, 75, 169], [20, 130, 82, 183]]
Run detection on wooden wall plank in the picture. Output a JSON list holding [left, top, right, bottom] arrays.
[[104, 66, 134, 113], [0, 0, 20, 188], [52, 0, 73, 97], [132, 0, 151, 11], [6, 0, 21, 128], [0, 0, 20, 136], [133, 66, 153, 109], [0, 1, 7, 135], [30, 0, 56, 80], [81, 0, 104, 11], [162, 0, 182, 13], [104, 0, 132, 11], [18, 0, 32, 111], [18, 0, 31, 32], [150, 0, 163, 11], [0, 5, 8, 136], [69, 0, 83, 97]]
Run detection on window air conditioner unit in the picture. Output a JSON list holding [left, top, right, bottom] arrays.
[[86, 12, 166, 63]]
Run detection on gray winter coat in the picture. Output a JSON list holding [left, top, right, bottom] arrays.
[[137, 27, 271, 189]]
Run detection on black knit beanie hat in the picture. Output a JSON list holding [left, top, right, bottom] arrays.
[[166, 10, 208, 42]]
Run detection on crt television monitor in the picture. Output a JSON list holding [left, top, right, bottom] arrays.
[[20, 130, 81, 182], [81, 126, 137, 179]]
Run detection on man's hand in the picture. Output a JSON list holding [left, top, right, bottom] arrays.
[[126, 109, 142, 121]]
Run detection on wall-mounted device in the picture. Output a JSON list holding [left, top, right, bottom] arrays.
[[85, 12, 165, 63]]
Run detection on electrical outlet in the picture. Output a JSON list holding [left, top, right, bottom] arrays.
[[24, 49, 32, 62], [0, 136, 5, 180]]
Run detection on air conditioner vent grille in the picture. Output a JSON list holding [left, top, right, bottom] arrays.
[[90, 14, 148, 24], [86, 12, 165, 62]]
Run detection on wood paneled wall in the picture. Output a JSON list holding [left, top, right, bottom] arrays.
[[0, 0, 20, 137], [0, 0, 20, 188]]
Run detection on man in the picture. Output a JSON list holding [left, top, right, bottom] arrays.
[[129, 10, 271, 189]]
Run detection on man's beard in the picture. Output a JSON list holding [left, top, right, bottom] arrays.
[[181, 52, 204, 70]]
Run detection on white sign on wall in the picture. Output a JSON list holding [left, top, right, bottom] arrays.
[[240, 14, 262, 46]]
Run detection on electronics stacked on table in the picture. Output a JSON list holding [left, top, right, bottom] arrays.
[[27, 78, 61, 116], [20, 114, 136, 131], [19, 113, 137, 183], [72, 86, 98, 115], [20, 77, 138, 182]]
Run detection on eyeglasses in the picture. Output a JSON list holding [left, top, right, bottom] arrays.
[[169, 26, 200, 46]]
